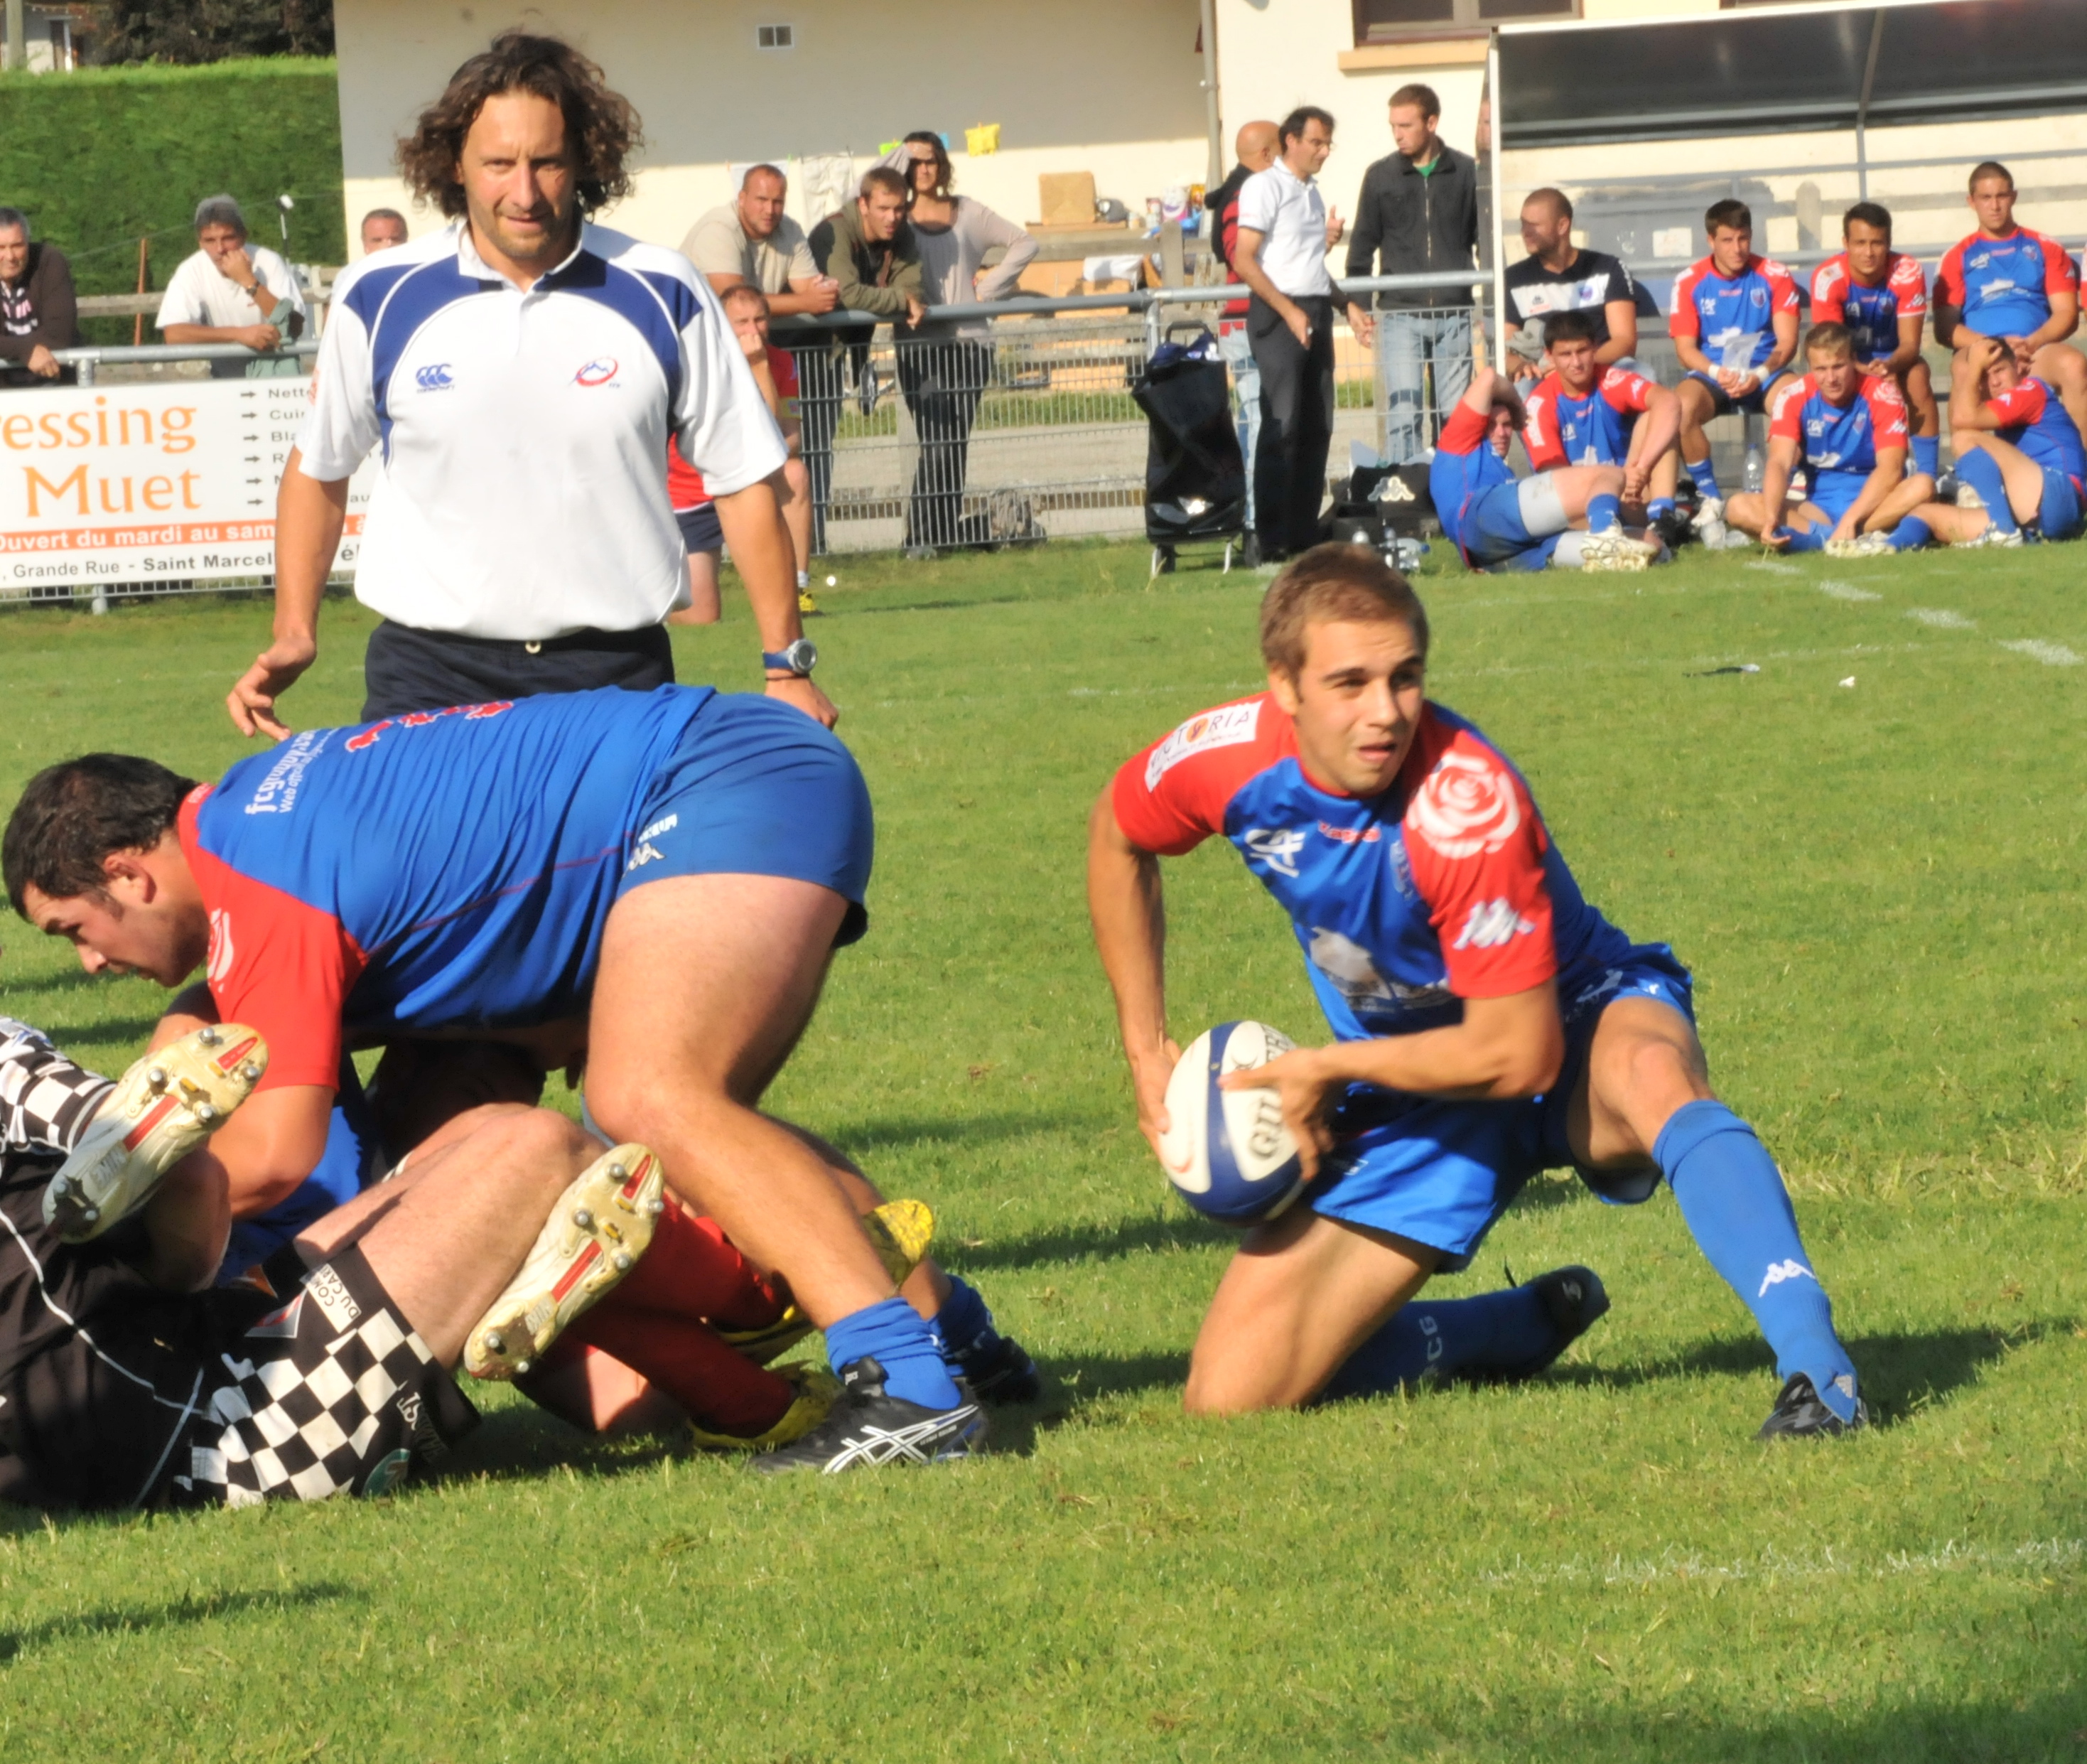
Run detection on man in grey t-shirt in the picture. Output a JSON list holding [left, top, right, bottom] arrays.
[[681, 164, 838, 317]]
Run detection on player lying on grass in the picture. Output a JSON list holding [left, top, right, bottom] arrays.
[[4, 686, 1035, 1474], [1429, 362, 1663, 573], [1902, 335, 2086, 549], [1670, 200, 1801, 549], [1809, 201, 1941, 482], [1088, 547, 1867, 1437], [1724, 323, 1936, 558], [1518, 309, 1684, 547], [1934, 161, 2087, 438], [0, 1013, 694, 1509]]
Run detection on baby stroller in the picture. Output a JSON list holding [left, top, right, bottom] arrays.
[[1132, 326, 1246, 579]]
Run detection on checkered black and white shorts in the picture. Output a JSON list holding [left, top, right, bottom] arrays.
[[171, 1244, 479, 1507]]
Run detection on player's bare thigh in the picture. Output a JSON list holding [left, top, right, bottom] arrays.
[[1186, 1206, 1437, 1414], [1564, 994, 1713, 1175]]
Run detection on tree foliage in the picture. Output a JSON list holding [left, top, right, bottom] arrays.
[[83, 0, 334, 65]]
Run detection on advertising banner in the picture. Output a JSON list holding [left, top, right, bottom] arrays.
[[0, 378, 375, 597]]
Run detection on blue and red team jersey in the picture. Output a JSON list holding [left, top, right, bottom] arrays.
[[1519, 365, 1656, 470], [178, 687, 714, 1096], [1669, 253, 1800, 372], [1986, 376, 2087, 490], [1111, 694, 1635, 1044], [1936, 229, 2079, 339], [1427, 401, 1514, 567], [1808, 252, 1928, 363], [1769, 371, 1909, 478]]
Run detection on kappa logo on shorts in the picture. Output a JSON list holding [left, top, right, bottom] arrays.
[[306, 1263, 362, 1333], [625, 812, 679, 872], [1145, 701, 1261, 790]]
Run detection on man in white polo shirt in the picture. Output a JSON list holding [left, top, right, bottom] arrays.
[[1233, 106, 1346, 564], [225, 31, 831, 733], [157, 194, 308, 381]]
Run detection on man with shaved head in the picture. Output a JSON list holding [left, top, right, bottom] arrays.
[[1502, 187, 1640, 379], [1207, 119, 1283, 552]]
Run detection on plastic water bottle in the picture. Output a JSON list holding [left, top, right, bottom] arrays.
[[1743, 443, 1764, 494]]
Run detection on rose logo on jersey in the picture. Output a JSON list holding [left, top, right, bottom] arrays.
[[206, 909, 236, 984], [1409, 752, 1521, 859], [574, 357, 620, 387]]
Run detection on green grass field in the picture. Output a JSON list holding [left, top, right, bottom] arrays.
[[1, 537, 2083, 1761]]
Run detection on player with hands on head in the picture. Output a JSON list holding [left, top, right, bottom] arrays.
[[1088, 546, 1868, 1438], [1519, 308, 1683, 544], [1902, 334, 2086, 548], [1809, 202, 1941, 480], [1724, 323, 1936, 558], [1430, 361, 1662, 572]]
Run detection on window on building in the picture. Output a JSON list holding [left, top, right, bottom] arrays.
[[756, 23, 794, 50], [1354, 0, 1576, 40]]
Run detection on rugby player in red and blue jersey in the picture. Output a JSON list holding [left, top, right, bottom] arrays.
[[1428, 362, 1662, 573], [1934, 161, 2087, 438], [1519, 308, 1683, 543], [1670, 200, 1801, 545], [1725, 323, 1936, 558], [1089, 547, 1866, 1438], [1810, 202, 1941, 479], [1907, 334, 2086, 548], [6, 687, 1035, 1473]]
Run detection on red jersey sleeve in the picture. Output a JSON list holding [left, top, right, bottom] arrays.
[[2038, 232, 2081, 296], [1986, 378, 2049, 429], [1936, 242, 1968, 308], [1111, 695, 1286, 856], [1760, 258, 1801, 311], [1769, 375, 1813, 443], [1519, 376, 1565, 470], [1863, 375, 1909, 448], [181, 795, 363, 1095], [1809, 257, 1847, 322], [1399, 730, 1558, 999], [1889, 253, 1929, 317], [1600, 366, 1654, 414], [1438, 400, 1491, 456], [1668, 267, 1703, 340]]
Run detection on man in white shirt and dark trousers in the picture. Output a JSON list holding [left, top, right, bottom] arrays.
[[1234, 107, 1345, 564], [225, 32, 831, 733]]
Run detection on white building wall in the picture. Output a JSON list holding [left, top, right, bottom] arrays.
[[335, 0, 1211, 256]]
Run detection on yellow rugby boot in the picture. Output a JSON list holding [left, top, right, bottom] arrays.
[[686, 1362, 843, 1453], [718, 1198, 936, 1365]]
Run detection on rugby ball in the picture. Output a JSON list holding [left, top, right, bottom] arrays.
[[1157, 1021, 1305, 1224]]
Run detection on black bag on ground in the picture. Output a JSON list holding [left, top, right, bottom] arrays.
[[1133, 331, 1246, 544]]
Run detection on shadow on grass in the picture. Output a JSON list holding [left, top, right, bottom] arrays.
[[946, 1212, 1234, 1273], [821, 1110, 1097, 1156], [0, 1581, 356, 1664], [974, 1348, 1197, 1458]]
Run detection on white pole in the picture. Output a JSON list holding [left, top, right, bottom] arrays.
[[1487, 36, 1507, 372]]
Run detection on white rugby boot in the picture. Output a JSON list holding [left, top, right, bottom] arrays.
[[1578, 530, 1661, 571]]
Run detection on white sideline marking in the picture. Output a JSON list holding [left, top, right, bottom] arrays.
[[1745, 561, 1801, 576], [1818, 579, 1883, 603], [1906, 608, 1976, 629], [1997, 639, 2083, 667], [1475, 1537, 2086, 1591]]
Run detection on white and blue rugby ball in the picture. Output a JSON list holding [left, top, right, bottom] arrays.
[[1157, 1021, 1305, 1225]]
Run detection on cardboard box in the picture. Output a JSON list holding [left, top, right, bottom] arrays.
[[1037, 171, 1097, 228]]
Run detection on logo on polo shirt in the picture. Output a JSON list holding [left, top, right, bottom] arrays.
[[415, 363, 454, 390], [575, 357, 620, 387]]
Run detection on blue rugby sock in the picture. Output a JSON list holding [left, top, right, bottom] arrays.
[[1322, 1285, 1559, 1400], [1887, 515, 1932, 552], [1781, 522, 1827, 553], [826, 1296, 963, 1409], [1656, 1100, 1858, 1421], [927, 1274, 1001, 1366], [1586, 492, 1623, 534], [1647, 496, 1676, 523], [1911, 434, 1940, 478], [1686, 456, 1722, 500], [1955, 449, 2017, 532]]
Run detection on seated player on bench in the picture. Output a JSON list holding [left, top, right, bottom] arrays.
[[1430, 361, 1663, 572], [1935, 161, 2087, 438], [0, 1012, 696, 1510], [1086, 547, 1867, 1437], [1670, 200, 1801, 547], [1810, 201, 1941, 481], [1519, 309, 1684, 546], [5, 687, 1037, 1475], [1904, 333, 2086, 549], [1724, 322, 1936, 557], [1501, 187, 1640, 381]]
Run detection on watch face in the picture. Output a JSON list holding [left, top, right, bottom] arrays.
[[788, 639, 818, 674]]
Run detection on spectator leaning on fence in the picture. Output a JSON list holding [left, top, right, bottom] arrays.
[[359, 208, 409, 254], [1233, 106, 1345, 565], [800, 167, 927, 554], [1204, 119, 1281, 541], [225, 30, 824, 736], [156, 195, 308, 381], [893, 129, 1037, 554], [0, 206, 77, 384], [1345, 83, 1479, 466], [681, 163, 841, 318]]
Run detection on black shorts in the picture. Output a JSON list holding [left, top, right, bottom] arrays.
[[166, 1242, 478, 1507], [675, 502, 723, 553]]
